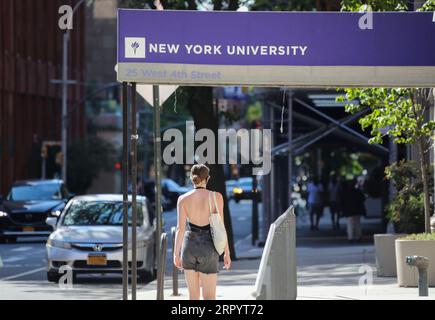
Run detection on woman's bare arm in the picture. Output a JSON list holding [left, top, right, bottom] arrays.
[[174, 196, 187, 261]]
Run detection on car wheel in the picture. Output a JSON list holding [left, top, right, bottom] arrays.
[[138, 270, 154, 283], [47, 270, 61, 283], [6, 236, 17, 244]]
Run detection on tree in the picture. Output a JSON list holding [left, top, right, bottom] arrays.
[[68, 135, 116, 194], [249, 0, 316, 11], [340, 0, 408, 11], [385, 160, 433, 234], [339, 0, 435, 233], [121, 0, 238, 258]]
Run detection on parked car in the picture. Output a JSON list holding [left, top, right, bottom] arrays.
[[162, 179, 191, 208], [143, 180, 175, 212], [45, 194, 155, 283], [143, 178, 191, 210], [0, 179, 71, 242], [232, 177, 262, 203]]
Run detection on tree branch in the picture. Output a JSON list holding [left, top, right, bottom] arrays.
[[185, 0, 197, 10], [213, 0, 223, 10]]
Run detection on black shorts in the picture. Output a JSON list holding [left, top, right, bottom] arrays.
[[181, 229, 219, 274]]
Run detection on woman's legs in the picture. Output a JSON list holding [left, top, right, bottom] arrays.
[[330, 203, 337, 229], [354, 216, 362, 241], [199, 272, 217, 300], [347, 216, 355, 241], [184, 270, 201, 300]]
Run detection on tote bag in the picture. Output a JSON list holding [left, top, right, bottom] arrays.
[[208, 191, 228, 255]]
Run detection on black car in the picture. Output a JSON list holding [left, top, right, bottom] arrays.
[[143, 179, 191, 210], [232, 177, 262, 203], [0, 179, 72, 242], [162, 179, 191, 208]]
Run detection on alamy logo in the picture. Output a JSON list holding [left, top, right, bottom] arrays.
[[125, 37, 146, 58]]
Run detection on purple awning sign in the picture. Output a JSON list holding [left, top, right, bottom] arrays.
[[117, 10, 435, 87]]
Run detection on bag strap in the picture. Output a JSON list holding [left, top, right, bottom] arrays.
[[208, 191, 213, 216], [213, 191, 220, 216]]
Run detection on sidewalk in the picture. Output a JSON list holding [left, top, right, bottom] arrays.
[[136, 257, 260, 300], [137, 215, 435, 300]]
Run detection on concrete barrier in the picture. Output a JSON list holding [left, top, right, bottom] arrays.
[[253, 206, 297, 300]]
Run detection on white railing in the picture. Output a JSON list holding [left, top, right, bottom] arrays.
[[253, 206, 297, 300]]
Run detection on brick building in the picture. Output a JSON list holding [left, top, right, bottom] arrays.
[[0, 0, 86, 194]]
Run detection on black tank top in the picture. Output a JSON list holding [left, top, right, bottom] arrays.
[[189, 222, 210, 231]]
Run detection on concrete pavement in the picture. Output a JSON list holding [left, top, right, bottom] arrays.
[[136, 258, 259, 300], [138, 241, 435, 300], [137, 212, 435, 300], [0, 201, 257, 300]]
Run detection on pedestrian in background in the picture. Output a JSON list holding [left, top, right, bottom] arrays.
[[342, 178, 366, 243], [307, 176, 324, 231], [328, 174, 341, 230]]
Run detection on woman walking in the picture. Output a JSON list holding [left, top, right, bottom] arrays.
[[307, 176, 324, 231], [173, 164, 231, 300]]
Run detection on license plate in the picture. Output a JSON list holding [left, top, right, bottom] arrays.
[[22, 226, 34, 232], [87, 254, 107, 266]]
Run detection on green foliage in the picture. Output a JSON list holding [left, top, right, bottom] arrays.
[[336, 88, 435, 145], [340, 0, 407, 11], [417, 0, 435, 11], [385, 161, 433, 234], [341, 0, 435, 12], [339, 1, 435, 233], [67, 135, 116, 194], [340, 0, 435, 12], [121, 0, 242, 10], [401, 233, 435, 241], [245, 102, 262, 123], [250, 0, 316, 11]]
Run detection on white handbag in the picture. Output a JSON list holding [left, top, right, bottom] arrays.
[[208, 191, 228, 255]]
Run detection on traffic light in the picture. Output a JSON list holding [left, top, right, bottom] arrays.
[[41, 146, 47, 158], [55, 152, 63, 165]]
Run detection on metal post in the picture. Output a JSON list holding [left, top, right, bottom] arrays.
[[406, 255, 429, 297], [261, 101, 271, 244], [270, 103, 276, 221], [61, 32, 69, 183], [142, 111, 149, 180], [157, 233, 168, 300], [131, 83, 138, 300], [41, 158, 46, 179], [288, 94, 293, 208], [153, 85, 163, 277], [171, 226, 179, 296], [121, 82, 129, 300], [252, 172, 259, 246], [59, 0, 92, 183]]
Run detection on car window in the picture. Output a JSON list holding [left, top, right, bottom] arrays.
[[8, 183, 62, 201], [240, 180, 252, 187], [62, 200, 145, 227]]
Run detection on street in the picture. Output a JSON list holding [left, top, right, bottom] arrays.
[[0, 200, 258, 300]]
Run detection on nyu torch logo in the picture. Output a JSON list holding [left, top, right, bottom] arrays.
[[131, 42, 140, 55], [125, 37, 146, 58]]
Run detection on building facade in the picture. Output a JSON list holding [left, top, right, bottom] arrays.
[[0, 0, 86, 194]]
